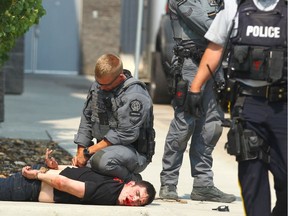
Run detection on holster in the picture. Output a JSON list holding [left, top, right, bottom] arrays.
[[225, 121, 270, 163], [225, 97, 270, 163], [166, 57, 184, 96], [174, 78, 188, 107]]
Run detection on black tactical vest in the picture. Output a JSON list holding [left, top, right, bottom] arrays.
[[228, 0, 287, 83]]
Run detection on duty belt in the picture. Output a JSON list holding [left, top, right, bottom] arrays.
[[173, 46, 204, 63], [239, 83, 287, 102]]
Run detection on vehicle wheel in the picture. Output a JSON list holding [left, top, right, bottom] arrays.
[[149, 52, 172, 104]]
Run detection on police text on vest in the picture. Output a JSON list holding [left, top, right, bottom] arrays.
[[246, 26, 280, 38]]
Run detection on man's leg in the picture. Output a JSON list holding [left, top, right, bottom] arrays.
[[0, 176, 14, 200], [240, 97, 287, 215], [269, 147, 287, 216], [239, 159, 271, 216], [0, 166, 41, 201], [266, 100, 286, 216], [88, 145, 148, 182], [159, 108, 194, 199], [159, 57, 197, 200], [190, 79, 235, 203]]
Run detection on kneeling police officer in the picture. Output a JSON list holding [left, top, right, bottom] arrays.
[[72, 53, 155, 183]]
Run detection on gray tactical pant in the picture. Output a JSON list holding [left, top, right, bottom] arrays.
[[87, 145, 148, 182], [160, 57, 224, 187]]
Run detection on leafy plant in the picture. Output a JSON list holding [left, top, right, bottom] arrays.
[[0, 0, 46, 66]]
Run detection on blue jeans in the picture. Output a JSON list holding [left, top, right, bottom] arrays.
[[0, 164, 41, 201]]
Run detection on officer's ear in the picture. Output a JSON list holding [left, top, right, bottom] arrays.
[[119, 73, 126, 81]]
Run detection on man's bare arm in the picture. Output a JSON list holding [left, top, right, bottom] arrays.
[[190, 42, 223, 92], [22, 166, 85, 198], [38, 172, 85, 198]]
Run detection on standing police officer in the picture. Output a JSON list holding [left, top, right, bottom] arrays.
[[72, 54, 155, 183], [189, 0, 287, 215], [159, 0, 236, 203]]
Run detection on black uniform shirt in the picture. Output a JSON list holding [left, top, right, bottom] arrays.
[[53, 167, 124, 205]]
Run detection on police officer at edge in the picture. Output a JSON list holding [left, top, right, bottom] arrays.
[[72, 53, 155, 183], [189, 0, 287, 215]]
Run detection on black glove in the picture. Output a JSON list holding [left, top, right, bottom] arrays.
[[185, 91, 204, 118]]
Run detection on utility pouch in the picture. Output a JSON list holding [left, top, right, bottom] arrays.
[[146, 127, 156, 162], [226, 120, 267, 162], [132, 108, 156, 163], [225, 118, 242, 156], [244, 129, 270, 163], [168, 57, 184, 96], [174, 78, 188, 107], [236, 129, 258, 161], [165, 61, 174, 96], [244, 129, 262, 152], [267, 50, 285, 82], [190, 46, 204, 64], [133, 127, 147, 154], [229, 46, 268, 80], [250, 47, 267, 79], [133, 127, 155, 162]]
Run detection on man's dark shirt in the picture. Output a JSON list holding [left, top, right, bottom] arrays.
[[53, 167, 124, 205]]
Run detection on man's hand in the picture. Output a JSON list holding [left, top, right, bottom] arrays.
[[72, 155, 87, 167], [72, 146, 87, 167], [185, 91, 204, 118], [45, 149, 59, 169], [22, 166, 38, 179]]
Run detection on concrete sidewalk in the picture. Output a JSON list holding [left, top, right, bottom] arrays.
[[0, 73, 270, 215]]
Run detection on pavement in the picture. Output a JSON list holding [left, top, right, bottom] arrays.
[[0, 73, 275, 216]]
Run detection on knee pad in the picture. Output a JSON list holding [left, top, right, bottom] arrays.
[[203, 123, 223, 147], [90, 150, 105, 170]]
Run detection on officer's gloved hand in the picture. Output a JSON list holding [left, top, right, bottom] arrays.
[[185, 91, 204, 118]]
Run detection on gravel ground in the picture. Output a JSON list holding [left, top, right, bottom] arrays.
[[0, 138, 73, 177]]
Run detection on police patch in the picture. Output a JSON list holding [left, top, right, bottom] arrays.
[[129, 99, 142, 117]]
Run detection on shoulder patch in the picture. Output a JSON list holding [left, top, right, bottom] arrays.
[[129, 99, 143, 124], [129, 99, 143, 113]]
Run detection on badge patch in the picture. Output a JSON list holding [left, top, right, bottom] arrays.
[[129, 99, 143, 124], [129, 99, 142, 113]]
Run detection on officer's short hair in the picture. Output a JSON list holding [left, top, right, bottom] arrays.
[[94, 53, 123, 79]]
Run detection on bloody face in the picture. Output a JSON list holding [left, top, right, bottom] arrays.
[[118, 182, 149, 206]]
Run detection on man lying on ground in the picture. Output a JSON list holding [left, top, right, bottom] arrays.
[[0, 149, 156, 206]]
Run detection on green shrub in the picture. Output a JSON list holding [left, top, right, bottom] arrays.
[[0, 0, 46, 66]]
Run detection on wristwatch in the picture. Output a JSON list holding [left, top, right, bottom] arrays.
[[83, 147, 92, 159]]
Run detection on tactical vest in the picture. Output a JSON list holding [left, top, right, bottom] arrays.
[[171, 0, 220, 45], [90, 76, 156, 162], [228, 0, 287, 83]]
